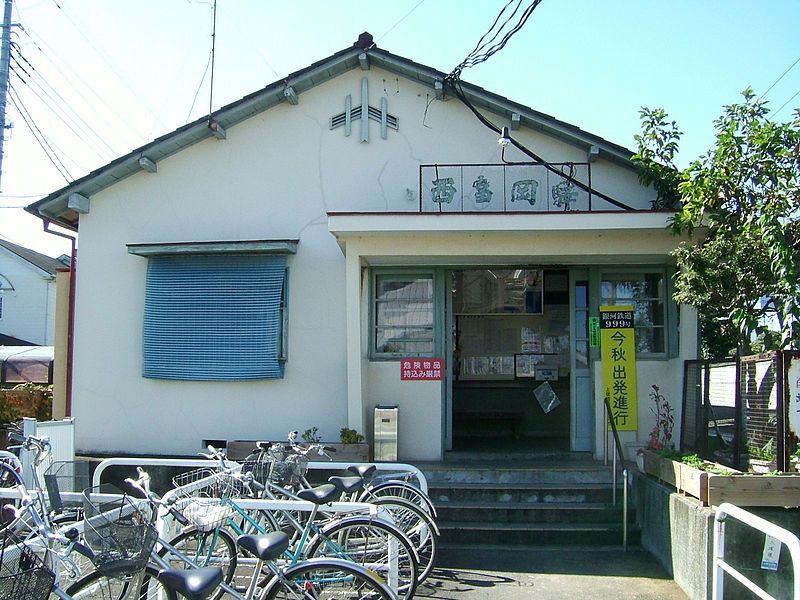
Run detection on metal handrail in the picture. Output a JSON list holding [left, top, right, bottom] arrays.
[[92, 457, 428, 494], [604, 396, 629, 551], [713, 503, 800, 599]]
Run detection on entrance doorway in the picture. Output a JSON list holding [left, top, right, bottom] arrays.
[[449, 268, 572, 452]]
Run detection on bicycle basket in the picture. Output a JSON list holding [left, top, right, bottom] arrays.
[[175, 497, 234, 532], [81, 486, 158, 576], [173, 467, 244, 499], [241, 451, 273, 485], [268, 459, 293, 486], [0, 529, 55, 600], [44, 460, 91, 515]]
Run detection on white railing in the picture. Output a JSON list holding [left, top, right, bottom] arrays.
[[21, 417, 74, 489], [713, 503, 800, 600], [92, 457, 428, 494]]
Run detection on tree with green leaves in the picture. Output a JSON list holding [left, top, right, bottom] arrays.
[[633, 89, 800, 357]]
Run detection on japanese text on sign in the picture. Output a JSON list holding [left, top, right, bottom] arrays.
[[401, 358, 445, 381], [600, 305, 638, 431]]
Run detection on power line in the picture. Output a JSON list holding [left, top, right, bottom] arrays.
[[771, 88, 800, 119], [185, 48, 212, 123], [759, 55, 800, 101], [448, 0, 542, 81], [10, 64, 112, 165], [47, 0, 166, 127], [377, 0, 427, 43], [11, 42, 118, 154], [15, 23, 147, 144], [8, 83, 72, 182], [444, 0, 631, 210], [10, 49, 118, 160], [0, 192, 48, 198]]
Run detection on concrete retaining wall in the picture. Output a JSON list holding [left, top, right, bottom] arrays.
[[633, 470, 800, 600]]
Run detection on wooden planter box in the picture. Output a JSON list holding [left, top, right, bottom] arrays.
[[324, 443, 370, 463], [642, 449, 800, 507], [226, 440, 370, 462], [706, 473, 800, 508], [642, 450, 708, 505]]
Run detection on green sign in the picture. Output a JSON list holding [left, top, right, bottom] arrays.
[[589, 316, 600, 347]]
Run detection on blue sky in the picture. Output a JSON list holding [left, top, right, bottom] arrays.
[[1, 0, 798, 257]]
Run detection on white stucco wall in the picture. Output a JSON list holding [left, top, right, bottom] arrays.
[[68, 65, 686, 457], [0, 250, 56, 345]]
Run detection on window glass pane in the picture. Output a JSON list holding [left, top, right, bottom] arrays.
[[375, 299, 434, 326], [575, 311, 588, 337], [601, 273, 664, 301], [375, 274, 434, 355], [575, 281, 588, 308], [377, 278, 433, 300], [576, 340, 588, 368], [455, 269, 542, 314], [630, 300, 665, 327], [601, 271, 667, 355], [376, 327, 434, 354]]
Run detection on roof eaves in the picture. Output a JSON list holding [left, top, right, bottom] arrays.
[[26, 45, 365, 229], [25, 39, 637, 228], [368, 49, 635, 166]]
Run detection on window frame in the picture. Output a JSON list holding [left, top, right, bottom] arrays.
[[598, 267, 675, 359], [370, 269, 437, 360]]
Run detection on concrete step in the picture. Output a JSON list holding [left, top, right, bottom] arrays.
[[421, 463, 614, 485], [423, 465, 612, 486], [438, 521, 641, 547], [428, 482, 618, 504], [436, 501, 634, 524]]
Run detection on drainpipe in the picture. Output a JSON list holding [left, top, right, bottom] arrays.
[[42, 220, 76, 417]]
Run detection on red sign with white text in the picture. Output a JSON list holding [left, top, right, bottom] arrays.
[[401, 358, 445, 381]]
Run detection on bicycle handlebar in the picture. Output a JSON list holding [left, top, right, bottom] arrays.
[[124, 466, 152, 499], [7, 432, 51, 467]]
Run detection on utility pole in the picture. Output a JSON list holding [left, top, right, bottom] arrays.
[[0, 0, 13, 190]]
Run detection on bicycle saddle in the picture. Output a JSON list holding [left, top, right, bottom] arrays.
[[297, 483, 339, 504], [328, 475, 363, 494], [158, 566, 224, 600], [347, 464, 376, 479], [237, 531, 291, 560]]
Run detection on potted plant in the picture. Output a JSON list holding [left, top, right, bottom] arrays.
[[638, 385, 674, 472], [300, 426, 370, 462]]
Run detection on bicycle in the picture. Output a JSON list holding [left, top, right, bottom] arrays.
[[243, 437, 437, 583], [127, 468, 397, 600], [0, 459, 224, 600], [161, 451, 418, 598]]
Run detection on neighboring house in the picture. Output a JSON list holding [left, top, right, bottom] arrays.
[[26, 33, 698, 460], [0, 238, 66, 346]]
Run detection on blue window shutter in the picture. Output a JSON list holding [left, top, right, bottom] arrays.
[[143, 254, 287, 380]]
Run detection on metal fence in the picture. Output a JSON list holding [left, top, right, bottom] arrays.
[[681, 351, 800, 472]]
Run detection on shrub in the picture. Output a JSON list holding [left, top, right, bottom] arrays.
[[0, 384, 52, 425], [340, 427, 364, 444]]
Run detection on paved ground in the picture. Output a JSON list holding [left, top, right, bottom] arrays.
[[415, 547, 690, 599]]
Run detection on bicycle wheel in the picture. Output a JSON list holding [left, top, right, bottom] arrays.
[[65, 565, 173, 600], [158, 526, 237, 599], [360, 481, 437, 517], [259, 557, 394, 600], [305, 517, 419, 600], [371, 496, 439, 583]]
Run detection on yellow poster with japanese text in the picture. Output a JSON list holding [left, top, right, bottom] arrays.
[[600, 305, 637, 431]]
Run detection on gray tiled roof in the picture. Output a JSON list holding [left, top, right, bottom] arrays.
[[0, 238, 65, 276]]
